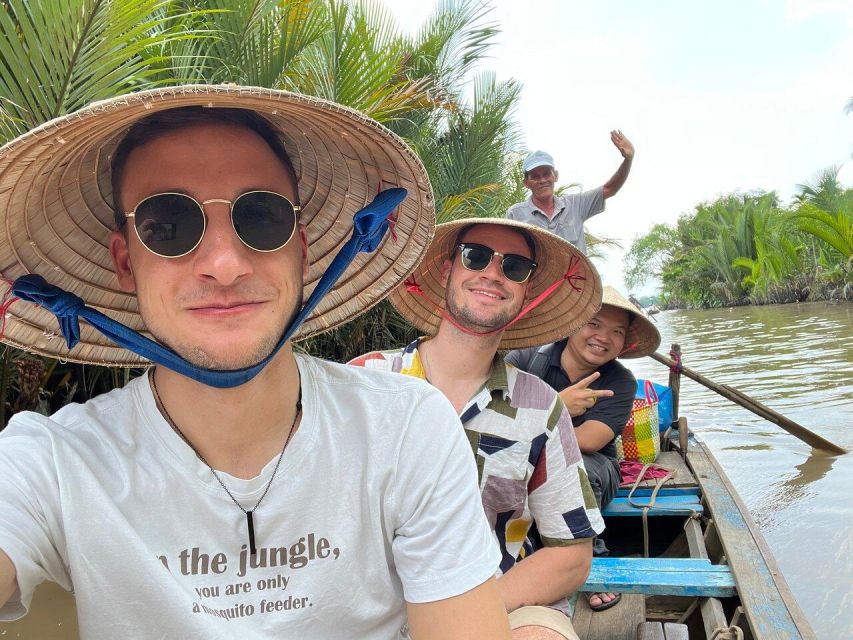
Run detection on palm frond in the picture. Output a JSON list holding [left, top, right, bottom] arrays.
[[289, 0, 434, 121], [793, 166, 843, 210], [790, 203, 853, 258], [409, 0, 498, 93], [0, 0, 208, 137], [190, 0, 328, 87], [436, 183, 501, 222]]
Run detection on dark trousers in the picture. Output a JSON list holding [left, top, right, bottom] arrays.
[[582, 451, 620, 509], [582, 451, 620, 556]]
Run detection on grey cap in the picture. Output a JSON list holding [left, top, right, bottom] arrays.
[[523, 150, 555, 173]]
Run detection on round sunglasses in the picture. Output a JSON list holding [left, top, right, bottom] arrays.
[[456, 242, 537, 283], [124, 190, 300, 258]]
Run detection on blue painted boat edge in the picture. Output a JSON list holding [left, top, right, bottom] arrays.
[[687, 433, 817, 640], [602, 495, 704, 517]]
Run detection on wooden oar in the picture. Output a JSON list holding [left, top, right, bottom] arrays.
[[649, 351, 847, 455]]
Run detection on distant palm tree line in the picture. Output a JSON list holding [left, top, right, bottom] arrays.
[[623, 166, 853, 309]]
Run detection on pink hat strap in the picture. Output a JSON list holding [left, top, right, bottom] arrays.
[[405, 255, 587, 338]]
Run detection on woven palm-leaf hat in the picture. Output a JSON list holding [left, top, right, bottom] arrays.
[[600, 286, 661, 359], [0, 85, 434, 366], [389, 218, 603, 350]]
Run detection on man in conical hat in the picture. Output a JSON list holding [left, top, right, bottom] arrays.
[[0, 87, 511, 638], [351, 218, 606, 639], [506, 286, 661, 612]]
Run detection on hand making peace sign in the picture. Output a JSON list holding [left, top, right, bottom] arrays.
[[558, 371, 615, 418]]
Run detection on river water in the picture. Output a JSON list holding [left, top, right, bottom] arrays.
[[622, 302, 853, 639]]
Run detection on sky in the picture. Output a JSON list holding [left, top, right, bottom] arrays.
[[385, 0, 853, 294]]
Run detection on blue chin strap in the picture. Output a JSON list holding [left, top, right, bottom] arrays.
[[12, 188, 407, 389]]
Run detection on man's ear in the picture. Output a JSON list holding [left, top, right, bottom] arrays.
[[553, 169, 559, 181], [109, 229, 137, 293], [297, 224, 309, 279], [440, 259, 452, 287]]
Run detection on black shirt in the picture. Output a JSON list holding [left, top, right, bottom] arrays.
[[506, 340, 636, 460]]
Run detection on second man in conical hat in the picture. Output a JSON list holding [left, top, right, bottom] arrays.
[[351, 218, 605, 640]]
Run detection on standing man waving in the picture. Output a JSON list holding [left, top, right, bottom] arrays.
[[507, 131, 635, 255]]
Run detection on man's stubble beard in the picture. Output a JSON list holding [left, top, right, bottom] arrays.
[[143, 288, 304, 371], [444, 283, 522, 333]]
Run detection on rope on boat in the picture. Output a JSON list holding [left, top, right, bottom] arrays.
[[710, 626, 744, 640], [680, 597, 744, 640], [709, 606, 746, 639], [625, 463, 680, 557]]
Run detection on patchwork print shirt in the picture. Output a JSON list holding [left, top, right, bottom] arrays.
[[350, 338, 604, 574]]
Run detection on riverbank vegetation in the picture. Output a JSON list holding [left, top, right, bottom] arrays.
[[624, 167, 853, 309]]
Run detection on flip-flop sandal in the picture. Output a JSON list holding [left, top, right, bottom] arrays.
[[587, 591, 622, 612]]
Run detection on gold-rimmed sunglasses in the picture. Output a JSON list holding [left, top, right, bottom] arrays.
[[125, 190, 300, 258]]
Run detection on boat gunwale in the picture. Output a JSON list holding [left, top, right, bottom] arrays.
[[685, 432, 817, 640]]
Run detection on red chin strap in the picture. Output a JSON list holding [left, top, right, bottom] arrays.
[[618, 342, 639, 357], [405, 254, 587, 338], [0, 279, 20, 339]]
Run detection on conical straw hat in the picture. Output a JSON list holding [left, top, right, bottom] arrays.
[[389, 218, 602, 350], [0, 85, 434, 366], [600, 286, 661, 358]]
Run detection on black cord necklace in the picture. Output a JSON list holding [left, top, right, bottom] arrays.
[[151, 368, 302, 556]]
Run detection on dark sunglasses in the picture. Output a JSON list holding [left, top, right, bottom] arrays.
[[124, 191, 300, 258], [457, 242, 537, 283]]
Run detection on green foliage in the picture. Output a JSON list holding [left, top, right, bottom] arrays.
[[0, 0, 528, 423], [584, 232, 621, 261], [790, 204, 852, 259], [623, 223, 677, 290], [0, 0, 202, 142], [298, 300, 417, 364], [625, 170, 853, 308], [184, 0, 330, 87], [418, 72, 523, 222]]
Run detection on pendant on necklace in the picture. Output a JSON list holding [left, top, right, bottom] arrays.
[[247, 511, 257, 556]]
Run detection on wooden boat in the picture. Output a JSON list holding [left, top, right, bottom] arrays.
[[574, 348, 817, 640], [575, 430, 816, 639]]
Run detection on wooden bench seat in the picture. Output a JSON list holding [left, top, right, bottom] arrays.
[[636, 622, 689, 639], [615, 486, 700, 498], [582, 557, 736, 597], [602, 495, 704, 517]]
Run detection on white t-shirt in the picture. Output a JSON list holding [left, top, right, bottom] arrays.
[[0, 354, 499, 639]]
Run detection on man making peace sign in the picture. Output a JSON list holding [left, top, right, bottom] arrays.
[[506, 287, 660, 612]]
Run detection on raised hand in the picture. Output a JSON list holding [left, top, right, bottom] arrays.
[[610, 130, 634, 160], [558, 371, 615, 418]]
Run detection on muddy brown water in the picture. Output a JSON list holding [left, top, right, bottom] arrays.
[[1, 302, 851, 638]]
